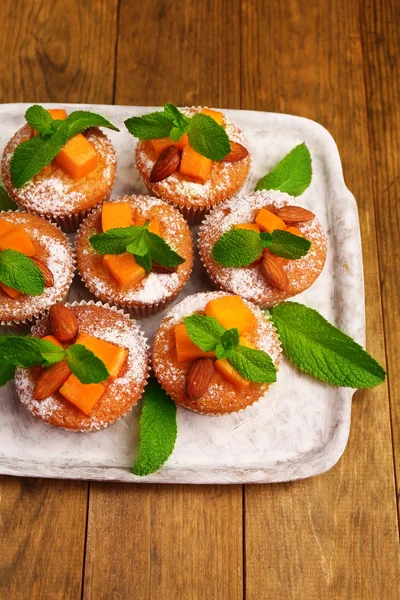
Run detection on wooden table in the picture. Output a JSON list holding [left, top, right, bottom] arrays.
[[1, 1, 399, 598]]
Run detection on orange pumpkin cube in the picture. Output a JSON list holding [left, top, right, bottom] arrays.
[[255, 208, 287, 233], [180, 145, 212, 183], [59, 374, 105, 415], [55, 134, 98, 180], [0, 219, 15, 237], [204, 295, 257, 333], [286, 226, 305, 238], [47, 108, 68, 121], [135, 217, 160, 236], [102, 202, 133, 232], [42, 335, 64, 349], [200, 108, 224, 126], [0, 226, 36, 257], [151, 134, 188, 156], [102, 253, 146, 288], [75, 331, 128, 381], [233, 223, 261, 233], [175, 323, 216, 363], [0, 282, 21, 299]]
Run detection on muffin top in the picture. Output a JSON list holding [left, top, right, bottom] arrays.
[[1, 126, 116, 217], [152, 291, 281, 415], [15, 303, 149, 432], [135, 107, 250, 209], [198, 190, 327, 307], [76, 195, 194, 308], [0, 212, 75, 323]]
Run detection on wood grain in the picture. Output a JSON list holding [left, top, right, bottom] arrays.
[[0, 0, 118, 104], [0, 1, 118, 599], [241, 0, 400, 597], [360, 0, 400, 509], [83, 2, 244, 599]]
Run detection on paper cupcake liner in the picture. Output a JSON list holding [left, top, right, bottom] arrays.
[[75, 196, 194, 318], [21, 300, 151, 433], [35, 191, 112, 233], [0, 216, 76, 329]]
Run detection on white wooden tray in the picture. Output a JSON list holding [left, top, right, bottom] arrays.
[[0, 104, 364, 483]]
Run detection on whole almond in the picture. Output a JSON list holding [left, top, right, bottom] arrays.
[[49, 303, 79, 343], [221, 141, 249, 163], [261, 253, 289, 291], [275, 206, 315, 224], [150, 146, 181, 183], [31, 257, 54, 287], [151, 262, 178, 274], [185, 358, 214, 401], [33, 361, 71, 401]]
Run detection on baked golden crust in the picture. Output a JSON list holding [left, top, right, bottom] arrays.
[[135, 108, 250, 215], [14, 304, 149, 432], [75, 195, 194, 311], [152, 292, 281, 415], [1, 125, 117, 218], [0, 212, 75, 324], [198, 190, 327, 308]]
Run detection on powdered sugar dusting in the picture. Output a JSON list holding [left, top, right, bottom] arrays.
[[198, 190, 327, 307]]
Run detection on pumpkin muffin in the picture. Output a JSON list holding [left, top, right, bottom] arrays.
[[152, 291, 281, 415], [0, 211, 75, 327], [1, 109, 117, 232], [14, 301, 149, 432], [135, 107, 250, 224], [76, 195, 194, 318], [198, 190, 327, 308]]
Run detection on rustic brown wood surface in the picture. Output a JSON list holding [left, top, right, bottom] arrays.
[[0, 0, 399, 599]]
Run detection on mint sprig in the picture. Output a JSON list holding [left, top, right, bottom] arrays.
[[183, 314, 277, 384], [132, 378, 177, 476], [0, 335, 110, 385], [256, 143, 312, 196], [124, 103, 230, 161], [212, 228, 311, 267], [10, 106, 119, 188], [0, 186, 18, 211], [269, 302, 386, 388], [89, 223, 185, 273], [0, 249, 45, 295]]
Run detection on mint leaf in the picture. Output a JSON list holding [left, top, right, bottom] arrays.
[[126, 227, 149, 257], [187, 113, 230, 160], [10, 124, 69, 188], [184, 314, 225, 352], [135, 250, 152, 273], [0, 249, 44, 295], [256, 143, 312, 196], [125, 111, 173, 140], [216, 328, 239, 359], [164, 103, 191, 142], [132, 378, 177, 476], [146, 231, 185, 269], [270, 302, 386, 388], [0, 186, 17, 211], [65, 344, 109, 384], [64, 110, 119, 138], [25, 105, 53, 133], [0, 336, 65, 367], [212, 229, 263, 267], [228, 346, 277, 383], [0, 362, 16, 386], [89, 226, 140, 255], [261, 230, 311, 259]]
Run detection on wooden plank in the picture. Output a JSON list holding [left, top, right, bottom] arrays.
[[360, 0, 400, 506], [0, 1, 118, 599], [241, 0, 400, 598], [84, 2, 243, 599], [0, 0, 118, 104]]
